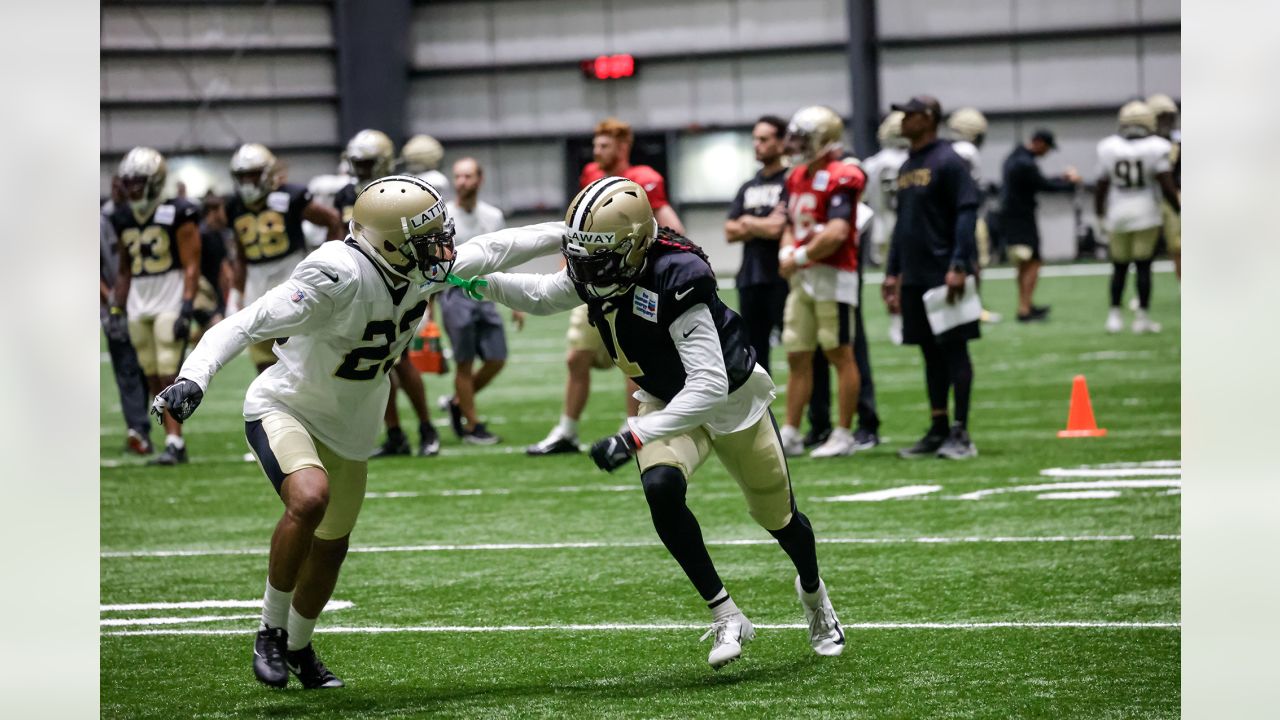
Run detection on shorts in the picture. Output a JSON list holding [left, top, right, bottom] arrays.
[[440, 286, 508, 363], [245, 410, 368, 541], [781, 287, 854, 353], [193, 276, 221, 323], [1161, 201, 1181, 253], [247, 250, 305, 366], [128, 312, 183, 376], [636, 403, 795, 531], [900, 284, 981, 346], [1003, 215, 1041, 262], [567, 304, 613, 369], [1110, 226, 1160, 263]]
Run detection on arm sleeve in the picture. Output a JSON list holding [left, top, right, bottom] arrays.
[[178, 262, 345, 391], [449, 221, 567, 278], [483, 269, 583, 315], [627, 304, 730, 444]]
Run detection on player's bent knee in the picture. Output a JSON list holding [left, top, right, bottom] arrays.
[[641, 465, 687, 509], [282, 469, 330, 526]]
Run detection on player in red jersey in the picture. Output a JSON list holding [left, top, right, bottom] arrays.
[[778, 106, 865, 458], [529, 118, 687, 455]]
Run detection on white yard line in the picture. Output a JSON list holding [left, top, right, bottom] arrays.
[[1038, 490, 1123, 500], [101, 599, 353, 612], [101, 534, 1180, 559], [817, 485, 942, 502], [957, 479, 1181, 501], [101, 613, 261, 627], [1039, 468, 1181, 478], [103, 619, 1180, 637]]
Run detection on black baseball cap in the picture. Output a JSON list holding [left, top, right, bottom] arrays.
[[891, 95, 942, 119], [1031, 128, 1057, 149]]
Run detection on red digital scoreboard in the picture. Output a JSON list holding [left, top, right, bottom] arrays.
[[580, 54, 635, 80]]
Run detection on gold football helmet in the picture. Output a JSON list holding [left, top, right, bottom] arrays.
[[117, 147, 167, 220], [877, 111, 907, 149], [229, 143, 279, 205], [351, 174, 456, 285], [947, 107, 989, 144], [785, 106, 844, 166], [1118, 101, 1157, 136], [562, 176, 657, 298], [400, 134, 445, 173], [1145, 94, 1178, 118], [344, 129, 395, 188]]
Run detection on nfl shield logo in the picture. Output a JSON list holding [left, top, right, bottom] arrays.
[[291, 290, 306, 303]]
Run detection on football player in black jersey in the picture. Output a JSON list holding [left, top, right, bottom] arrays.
[[107, 147, 202, 465], [477, 177, 846, 669], [225, 142, 343, 373]]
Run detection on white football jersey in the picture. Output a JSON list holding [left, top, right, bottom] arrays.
[[1096, 134, 1173, 232], [860, 147, 908, 243], [180, 221, 566, 459], [950, 140, 982, 183]]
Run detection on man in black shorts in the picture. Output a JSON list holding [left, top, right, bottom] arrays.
[[882, 95, 980, 460]]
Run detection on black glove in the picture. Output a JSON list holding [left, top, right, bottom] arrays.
[[105, 306, 130, 343], [589, 430, 640, 473], [173, 299, 195, 341], [152, 378, 204, 424]]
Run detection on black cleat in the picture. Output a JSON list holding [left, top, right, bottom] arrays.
[[898, 429, 948, 459], [438, 395, 466, 439], [463, 423, 501, 445], [371, 431, 410, 458], [526, 433, 580, 456], [802, 426, 832, 450], [148, 441, 187, 466], [1016, 306, 1050, 323], [418, 424, 441, 457], [851, 428, 881, 450], [936, 423, 978, 460], [253, 626, 289, 689], [286, 643, 345, 689]]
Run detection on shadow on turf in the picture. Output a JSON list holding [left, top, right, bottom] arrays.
[[251, 654, 823, 716]]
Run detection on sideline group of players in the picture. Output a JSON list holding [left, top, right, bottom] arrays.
[[101, 92, 1179, 686]]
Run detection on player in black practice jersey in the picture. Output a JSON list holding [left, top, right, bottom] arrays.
[[225, 142, 343, 373], [477, 177, 845, 670]]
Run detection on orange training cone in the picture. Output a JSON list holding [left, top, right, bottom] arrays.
[[1058, 375, 1107, 438]]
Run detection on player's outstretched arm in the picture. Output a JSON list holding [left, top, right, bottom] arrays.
[[449, 221, 568, 279], [482, 269, 582, 315]]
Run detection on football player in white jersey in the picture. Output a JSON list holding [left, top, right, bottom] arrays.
[[947, 108, 1002, 324], [400, 134, 451, 198], [861, 111, 909, 267], [151, 176, 566, 689], [1146, 93, 1181, 281], [1095, 101, 1181, 333]]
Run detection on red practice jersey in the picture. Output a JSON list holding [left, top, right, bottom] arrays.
[[785, 159, 866, 272], [580, 162, 670, 210]]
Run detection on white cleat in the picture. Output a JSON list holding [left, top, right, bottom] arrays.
[[701, 613, 755, 670], [809, 428, 857, 458], [1132, 310, 1161, 334], [1105, 308, 1124, 334], [779, 427, 805, 458], [796, 577, 845, 657]]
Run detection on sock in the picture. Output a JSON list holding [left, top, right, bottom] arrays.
[[165, 433, 184, 449], [944, 342, 974, 429], [930, 414, 949, 435], [286, 605, 318, 651], [781, 424, 800, 442], [418, 421, 434, 438], [708, 588, 740, 622], [556, 414, 578, 438], [1110, 262, 1129, 307], [260, 580, 292, 631], [830, 427, 852, 441], [798, 578, 828, 610], [1135, 260, 1153, 309], [386, 426, 405, 444], [770, 511, 821, 593]]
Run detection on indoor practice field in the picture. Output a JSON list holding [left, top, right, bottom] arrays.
[[100, 267, 1181, 719]]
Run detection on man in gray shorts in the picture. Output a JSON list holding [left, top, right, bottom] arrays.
[[438, 157, 524, 444]]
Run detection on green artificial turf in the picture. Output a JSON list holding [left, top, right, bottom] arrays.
[[100, 268, 1180, 719]]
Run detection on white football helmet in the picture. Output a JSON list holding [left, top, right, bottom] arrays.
[[344, 129, 395, 189], [117, 147, 167, 220], [229, 143, 279, 205], [350, 174, 456, 286]]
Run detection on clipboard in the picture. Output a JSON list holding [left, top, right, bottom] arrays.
[[922, 276, 981, 335]]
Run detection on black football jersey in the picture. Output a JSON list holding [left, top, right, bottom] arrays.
[[333, 183, 358, 225], [226, 183, 312, 265], [576, 230, 756, 403], [109, 198, 199, 278]]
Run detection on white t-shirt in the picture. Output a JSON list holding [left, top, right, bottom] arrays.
[[951, 140, 982, 183], [860, 146, 908, 245], [1095, 134, 1173, 232], [179, 222, 566, 459], [447, 199, 506, 245]]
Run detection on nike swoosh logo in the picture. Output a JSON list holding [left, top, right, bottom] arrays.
[[674, 287, 693, 301], [682, 325, 697, 338], [320, 270, 339, 283]]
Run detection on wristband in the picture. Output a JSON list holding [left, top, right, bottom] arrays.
[[109, 305, 125, 316], [793, 246, 810, 267], [778, 246, 795, 263]]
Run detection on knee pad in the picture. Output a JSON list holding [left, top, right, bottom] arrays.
[[641, 465, 687, 510]]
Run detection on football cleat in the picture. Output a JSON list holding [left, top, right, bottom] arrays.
[[418, 424, 441, 457], [780, 426, 806, 457], [253, 626, 289, 689], [801, 426, 831, 450], [1016, 306, 1049, 323], [286, 643, 345, 689], [936, 424, 978, 460], [1132, 310, 1162, 334], [526, 430, 580, 456], [796, 577, 846, 657], [438, 395, 466, 438], [148, 441, 187, 466], [700, 613, 755, 670], [898, 429, 948, 459], [851, 428, 880, 451], [371, 431, 411, 458], [125, 429, 153, 456], [463, 423, 501, 446], [810, 428, 857, 458], [1105, 308, 1124, 334]]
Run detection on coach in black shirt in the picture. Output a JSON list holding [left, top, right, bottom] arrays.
[[725, 116, 790, 374], [883, 95, 980, 460]]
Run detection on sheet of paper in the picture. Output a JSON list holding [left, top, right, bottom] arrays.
[[922, 276, 982, 335]]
